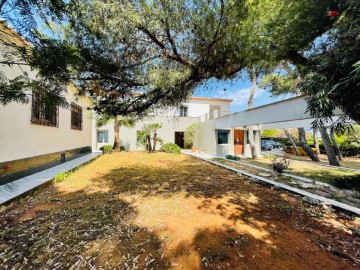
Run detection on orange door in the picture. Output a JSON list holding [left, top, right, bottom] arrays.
[[234, 130, 244, 155]]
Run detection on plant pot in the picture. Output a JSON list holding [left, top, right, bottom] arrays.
[[191, 146, 197, 152]]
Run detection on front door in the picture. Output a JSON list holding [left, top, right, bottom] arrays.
[[175, 132, 185, 148], [234, 130, 244, 155]]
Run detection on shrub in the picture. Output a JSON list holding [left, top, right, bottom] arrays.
[[225, 155, 240, 161], [329, 175, 360, 191], [120, 146, 126, 151], [53, 171, 69, 183], [271, 157, 290, 173], [100, 145, 113, 154], [339, 144, 360, 158], [160, 143, 181, 154]]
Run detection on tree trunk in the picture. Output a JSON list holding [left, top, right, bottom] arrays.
[[284, 129, 301, 156], [113, 116, 120, 151], [247, 68, 259, 159], [146, 135, 152, 153], [330, 129, 343, 160], [313, 128, 320, 155], [298, 127, 319, 161], [152, 132, 157, 152], [319, 126, 340, 166]]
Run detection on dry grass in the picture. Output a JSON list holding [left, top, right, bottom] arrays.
[[241, 155, 360, 185], [283, 153, 360, 170], [1, 152, 360, 269]]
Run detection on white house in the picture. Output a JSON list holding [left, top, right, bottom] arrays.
[[4, 19, 340, 185], [93, 96, 234, 152], [0, 20, 93, 184]]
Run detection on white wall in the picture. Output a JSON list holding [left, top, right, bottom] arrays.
[[0, 50, 93, 163], [0, 86, 93, 162], [154, 98, 231, 117], [213, 96, 343, 129], [93, 115, 198, 151]]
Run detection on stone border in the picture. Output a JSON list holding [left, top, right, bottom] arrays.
[[0, 153, 102, 208]]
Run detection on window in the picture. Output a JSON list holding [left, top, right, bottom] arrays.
[[71, 102, 83, 130], [31, 89, 59, 127], [179, 105, 188, 117], [247, 130, 258, 144], [98, 130, 109, 143], [218, 130, 230, 144]]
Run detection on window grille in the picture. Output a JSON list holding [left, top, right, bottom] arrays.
[[31, 90, 59, 127], [71, 102, 83, 130]]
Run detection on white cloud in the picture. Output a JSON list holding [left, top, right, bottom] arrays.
[[213, 87, 265, 106]]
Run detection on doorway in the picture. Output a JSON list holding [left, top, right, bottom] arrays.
[[175, 132, 185, 148], [234, 130, 244, 155]]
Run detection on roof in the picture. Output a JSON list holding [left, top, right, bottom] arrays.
[[0, 19, 29, 47], [190, 96, 233, 103]]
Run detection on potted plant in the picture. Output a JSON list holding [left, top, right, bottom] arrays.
[[184, 123, 201, 152]]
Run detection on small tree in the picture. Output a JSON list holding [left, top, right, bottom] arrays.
[[137, 123, 163, 153], [184, 123, 200, 150], [96, 114, 136, 151]]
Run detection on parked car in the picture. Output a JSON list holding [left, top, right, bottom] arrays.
[[269, 140, 282, 149], [261, 141, 273, 151]]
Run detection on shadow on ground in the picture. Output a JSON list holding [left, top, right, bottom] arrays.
[[0, 152, 359, 269]]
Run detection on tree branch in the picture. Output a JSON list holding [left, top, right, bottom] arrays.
[[0, 60, 31, 66], [138, 25, 193, 67]]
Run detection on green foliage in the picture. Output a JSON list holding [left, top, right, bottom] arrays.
[[225, 155, 240, 161], [25, 0, 250, 116], [329, 175, 360, 192], [184, 123, 200, 147], [100, 145, 113, 154], [120, 146, 126, 151], [96, 114, 136, 129], [160, 143, 181, 154], [339, 144, 360, 158], [261, 129, 277, 137], [137, 123, 163, 152], [53, 171, 69, 183]]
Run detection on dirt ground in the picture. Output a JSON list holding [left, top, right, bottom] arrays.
[[0, 152, 360, 269]]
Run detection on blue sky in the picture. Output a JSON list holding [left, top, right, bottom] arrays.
[[194, 71, 293, 112]]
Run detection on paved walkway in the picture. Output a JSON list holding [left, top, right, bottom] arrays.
[[0, 152, 102, 205]]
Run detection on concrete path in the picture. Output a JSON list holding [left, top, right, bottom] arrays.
[[0, 152, 102, 205]]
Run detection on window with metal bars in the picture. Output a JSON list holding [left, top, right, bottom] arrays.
[[71, 102, 83, 130], [31, 90, 59, 127]]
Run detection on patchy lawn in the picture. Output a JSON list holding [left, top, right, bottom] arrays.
[[1, 152, 360, 269], [240, 155, 360, 190], [283, 153, 360, 170], [212, 158, 360, 208]]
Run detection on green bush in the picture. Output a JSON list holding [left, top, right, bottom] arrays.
[[160, 143, 181, 154], [339, 143, 360, 158], [120, 146, 126, 151], [100, 145, 113, 154], [329, 175, 360, 191], [225, 155, 240, 161]]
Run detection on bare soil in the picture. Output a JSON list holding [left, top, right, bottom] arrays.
[[0, 152, 359, 269]]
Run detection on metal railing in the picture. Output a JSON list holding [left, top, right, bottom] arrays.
[[199, 111, 233, 122]]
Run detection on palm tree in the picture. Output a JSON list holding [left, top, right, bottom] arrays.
[[96, 114, 136, 151], [137, 123, 163, 153]]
